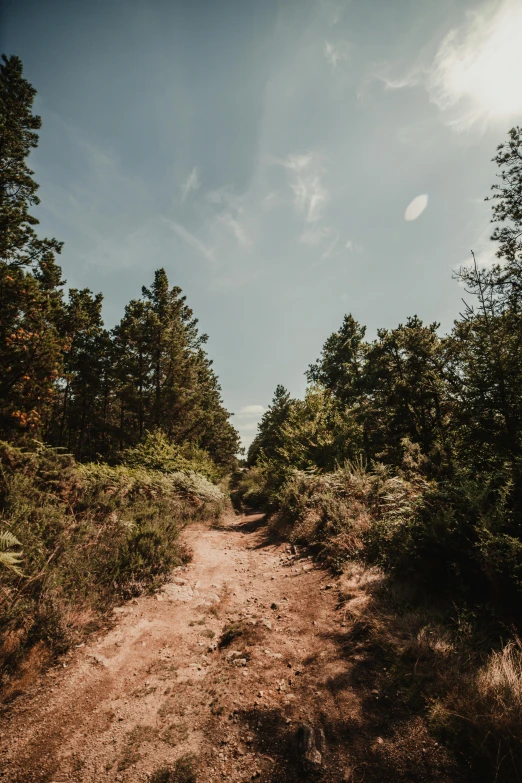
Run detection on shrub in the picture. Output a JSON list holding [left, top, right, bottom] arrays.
[[231, 464, 273, 509], [122, 429, 222, 483], [0, 440, 226, 696], [270, 459, 429, 572]]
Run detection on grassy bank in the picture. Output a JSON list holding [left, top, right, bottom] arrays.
[[0, 440, 228, 700], [234, 461, 522, 782]]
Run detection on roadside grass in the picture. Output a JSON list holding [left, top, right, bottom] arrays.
[[333, 561, 522, 782], [258, 460, 522, 782], [0, 440, 229, 700]]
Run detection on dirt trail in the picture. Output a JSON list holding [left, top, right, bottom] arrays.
[[0, 513, 460, 783]]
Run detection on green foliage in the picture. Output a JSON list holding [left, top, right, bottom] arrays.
[[122, 429, 221, 482], [232, 464, 275, 509], [270, 451, 430, 570], [0, 441, 226, 687], [48, 267, 240, 466], [0, 54, 63, 271], [107, 268, 239, 466], [0, 55, 65, 439], [488, 125, 522, 270], [0, 57, 239, 466], [0, 530, 23, 575], [247, 384, 293, 465], [249, 128, 522, 617]]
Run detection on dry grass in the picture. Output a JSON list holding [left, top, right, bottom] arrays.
[[337, 561, 522, 782], [478, 639, 522, 716]]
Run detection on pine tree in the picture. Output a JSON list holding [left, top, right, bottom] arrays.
[[0, 55, 63, 272], [488, 126, 522, 290], [47, 288, 111, 459], [363, 317, 450, 468], [111, 269, 239, 465], [307, 314, 367, 406], [248, 385, 294, 465], [0, 55, 65, 438]]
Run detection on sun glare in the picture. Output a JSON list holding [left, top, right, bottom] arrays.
[[435, 0, 522, 123]]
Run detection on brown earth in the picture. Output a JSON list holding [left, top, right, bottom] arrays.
[[0, 512, 462, 783]]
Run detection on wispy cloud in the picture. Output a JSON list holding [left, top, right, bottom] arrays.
[[262, 191, 279, 209], [162, 217, 215, 262], [456, 227, 498, 274], [324, 40, 350, 70], [275, 152, 328, 224], [205, 186, 254, 251], [206, 185, 232, 206], [300, 225, 333, 247], [321, 232, 340, 259], [181, 166, 200, 202], [218, 212, 253, 251], [378, 69, 423, 91]]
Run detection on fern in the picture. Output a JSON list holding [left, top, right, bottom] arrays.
[[0, 530, 23, 575]]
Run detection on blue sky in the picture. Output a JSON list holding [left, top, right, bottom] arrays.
[[3, 0, 522, 449]]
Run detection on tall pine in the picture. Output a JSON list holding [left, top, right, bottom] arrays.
[[0, 55, 64, 437]]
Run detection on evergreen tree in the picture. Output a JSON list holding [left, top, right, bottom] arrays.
[[112, 298, 153, 447], [363, 317, 451, 468], [0, 55, 64, 438], [488, 126, 522, 290], [0, 55, 63, 273], [307, 315, 367, 406], [48, 288, 112, 459], [248, 385, 294, 465], [111, 269, 239, 465]]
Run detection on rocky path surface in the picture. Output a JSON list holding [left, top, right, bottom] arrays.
[[0, 513, 459, 783]]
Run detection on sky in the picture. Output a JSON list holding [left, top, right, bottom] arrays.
[[3, 0, 522, 450]]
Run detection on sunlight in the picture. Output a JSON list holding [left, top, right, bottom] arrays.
[[434, 0, 522, 124]]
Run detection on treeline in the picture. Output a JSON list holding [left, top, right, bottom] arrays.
[[247, 125, 522, 614], [241, 130, 522, 780], [0, 54, 239, 468]]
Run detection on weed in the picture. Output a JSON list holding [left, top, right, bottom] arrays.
[[150, 753, 198, 783], [218, 622, 245, 648]]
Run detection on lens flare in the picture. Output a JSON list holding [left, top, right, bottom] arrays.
[[404, 194, 429, 221]]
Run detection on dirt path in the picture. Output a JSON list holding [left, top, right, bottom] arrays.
[[0, 513, 460, 783]]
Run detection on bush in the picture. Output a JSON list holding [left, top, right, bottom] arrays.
[[270, 451, 522, 612], [0, 440, 227, 695], [122, 429, 223, 483], [230, 464, 276, 510], [270, 458, 429, 572]]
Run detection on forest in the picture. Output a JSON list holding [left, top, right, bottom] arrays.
[[243, 121, 522, 615], [0, 53, 238, 692], [3, 50, 522, 783], [235, 125, 522, 779]]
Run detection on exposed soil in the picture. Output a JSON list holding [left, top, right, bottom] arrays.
[[0, 512, 462, 783]]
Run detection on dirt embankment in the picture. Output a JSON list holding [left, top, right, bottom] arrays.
[[0, 513, 461, 783]]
